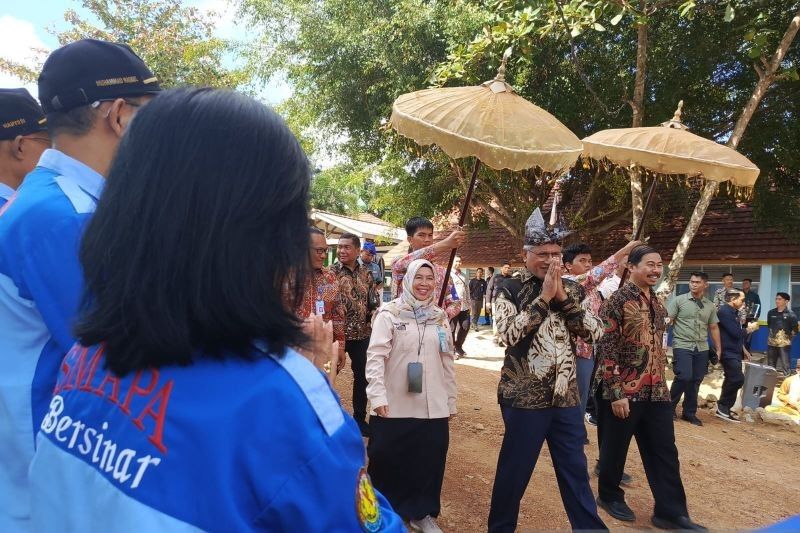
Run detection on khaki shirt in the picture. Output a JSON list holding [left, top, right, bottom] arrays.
[[668, 293, 719, 351], [366, 308, 457, 418]]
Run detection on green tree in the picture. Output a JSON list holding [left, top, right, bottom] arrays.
[[0, 0, 251, 89], [239, 0, 800, 246]]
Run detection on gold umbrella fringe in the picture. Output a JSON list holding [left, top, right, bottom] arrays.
[[578, 155, 755, 201]]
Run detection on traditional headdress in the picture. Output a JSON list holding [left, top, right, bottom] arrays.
[[524, 207, 572, 247]]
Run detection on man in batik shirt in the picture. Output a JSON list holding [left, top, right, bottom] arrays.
[[767, 292, 799, 375], [331, 232, 376, 436], [562, 240, 642, 419], [593, 245, 705, 531], [487, 208, 605, 533], [294, 228, 345, 366], [391, 216, 464, 320]]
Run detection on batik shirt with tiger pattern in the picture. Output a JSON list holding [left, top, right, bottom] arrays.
[[494, 271, 604, 409]]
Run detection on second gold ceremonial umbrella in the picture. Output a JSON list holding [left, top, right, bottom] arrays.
[[582, 101, 760, 281], [390, 50, 582, 304]]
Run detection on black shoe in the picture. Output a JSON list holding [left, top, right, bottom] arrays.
[[620, 471, 633, 486], [681, 414, 703, 426], [652, 515, 707, 531], [672, 410, 678, 421], [596, 497, 636, 522], [715, 405, 741, 423], [584, 436, 590, 445], [357, 419, 371, 438]]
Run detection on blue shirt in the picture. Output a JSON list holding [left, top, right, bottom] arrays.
[[30, 344, 403, 532], [0, 181, 15, 208], [0, 149, 103, 529]]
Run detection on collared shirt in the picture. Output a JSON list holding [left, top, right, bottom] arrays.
[[594, 282, 670, 402], [0, 148, 104, 529], [468, 278, 487, 301], [667, 292, 719, 351], [330, 261, 375, 341], [450, 268, 470, 311], [0, 181, 15, 208], [292, 267, 346, 345], [494, 271, 603, 410], [391, 246, 460, 320], [564, 254, 618, 359], [30, 343, 404, 532], [357, 256, 383, 285], [767, 307, 799, 347]]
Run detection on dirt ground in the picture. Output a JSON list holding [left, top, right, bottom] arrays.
[[335, 327, 800, 531]]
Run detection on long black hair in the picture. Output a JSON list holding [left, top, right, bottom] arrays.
[[75, 88, 311, 375]]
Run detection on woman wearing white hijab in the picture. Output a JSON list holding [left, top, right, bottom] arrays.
[[366, 259, 457, 533]]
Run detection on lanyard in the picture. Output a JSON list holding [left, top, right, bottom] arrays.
[[413, 307, 427, 361]]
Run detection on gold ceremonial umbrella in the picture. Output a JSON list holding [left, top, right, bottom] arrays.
[[390, 49, 582, 303], [583, 101, 759, 189], [582, 101, 760, 281]]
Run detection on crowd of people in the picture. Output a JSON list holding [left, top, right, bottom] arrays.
[[1, 37, 799, 533]]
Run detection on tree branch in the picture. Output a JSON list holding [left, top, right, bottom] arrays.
[[554, 0, 627, 117]]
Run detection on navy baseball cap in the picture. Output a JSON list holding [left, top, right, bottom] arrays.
[[363, 242, 377, 254], [38, 39, 162, 114], [0, 88, 46, 141]]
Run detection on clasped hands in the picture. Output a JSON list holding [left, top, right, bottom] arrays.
[[540, 258, 568, 304]]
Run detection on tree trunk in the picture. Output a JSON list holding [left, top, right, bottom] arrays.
[[656, 7, 800, 300], [629, 2, 648, 234]]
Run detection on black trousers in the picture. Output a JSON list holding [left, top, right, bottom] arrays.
[[346, 337, 370, 422], [367, 417, 449, 521], [719, 358, 744, 409], [670, 347, 708, 416], [488, 406, 607, 532], [450, 310, 470, 351], [597, 399, 688, 520], [767, 345, 791, 375]]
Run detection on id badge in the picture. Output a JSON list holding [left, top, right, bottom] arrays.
[[437, 327, 449, 352], [407, 362, 423, 393], [315, 300, 326, 315]]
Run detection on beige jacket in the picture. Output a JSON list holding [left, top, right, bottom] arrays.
[[366, 309, 457, 419]]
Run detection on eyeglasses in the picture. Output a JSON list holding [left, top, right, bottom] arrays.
[[311, 247, 330, 255]]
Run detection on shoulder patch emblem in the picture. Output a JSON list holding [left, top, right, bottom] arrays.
[[355, 467, 382, 532]]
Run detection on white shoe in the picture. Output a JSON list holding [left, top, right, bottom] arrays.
[[408, 515, 443, 533]]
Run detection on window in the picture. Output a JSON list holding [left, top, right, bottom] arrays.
[[673, 265, 760, 302], [792, 266, 800, 316]]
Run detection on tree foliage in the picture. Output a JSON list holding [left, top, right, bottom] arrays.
[[242, 0, 799, 241], [1, 0, 251, 89]]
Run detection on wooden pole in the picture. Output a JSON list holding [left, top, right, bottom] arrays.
[[438, 159, 481, 306], [620, 177, 658, 285]]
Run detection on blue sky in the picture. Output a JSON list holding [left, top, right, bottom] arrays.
[[0, 0, 291, 102]]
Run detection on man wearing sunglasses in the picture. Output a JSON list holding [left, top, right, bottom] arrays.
[[0, 88, 49, 208], [0, 39, 160, 530], [667, 272, 722, 426]]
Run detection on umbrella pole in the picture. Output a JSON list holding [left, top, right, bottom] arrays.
[[621, 178, 658, 285], [438, 159, 482, 307]]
